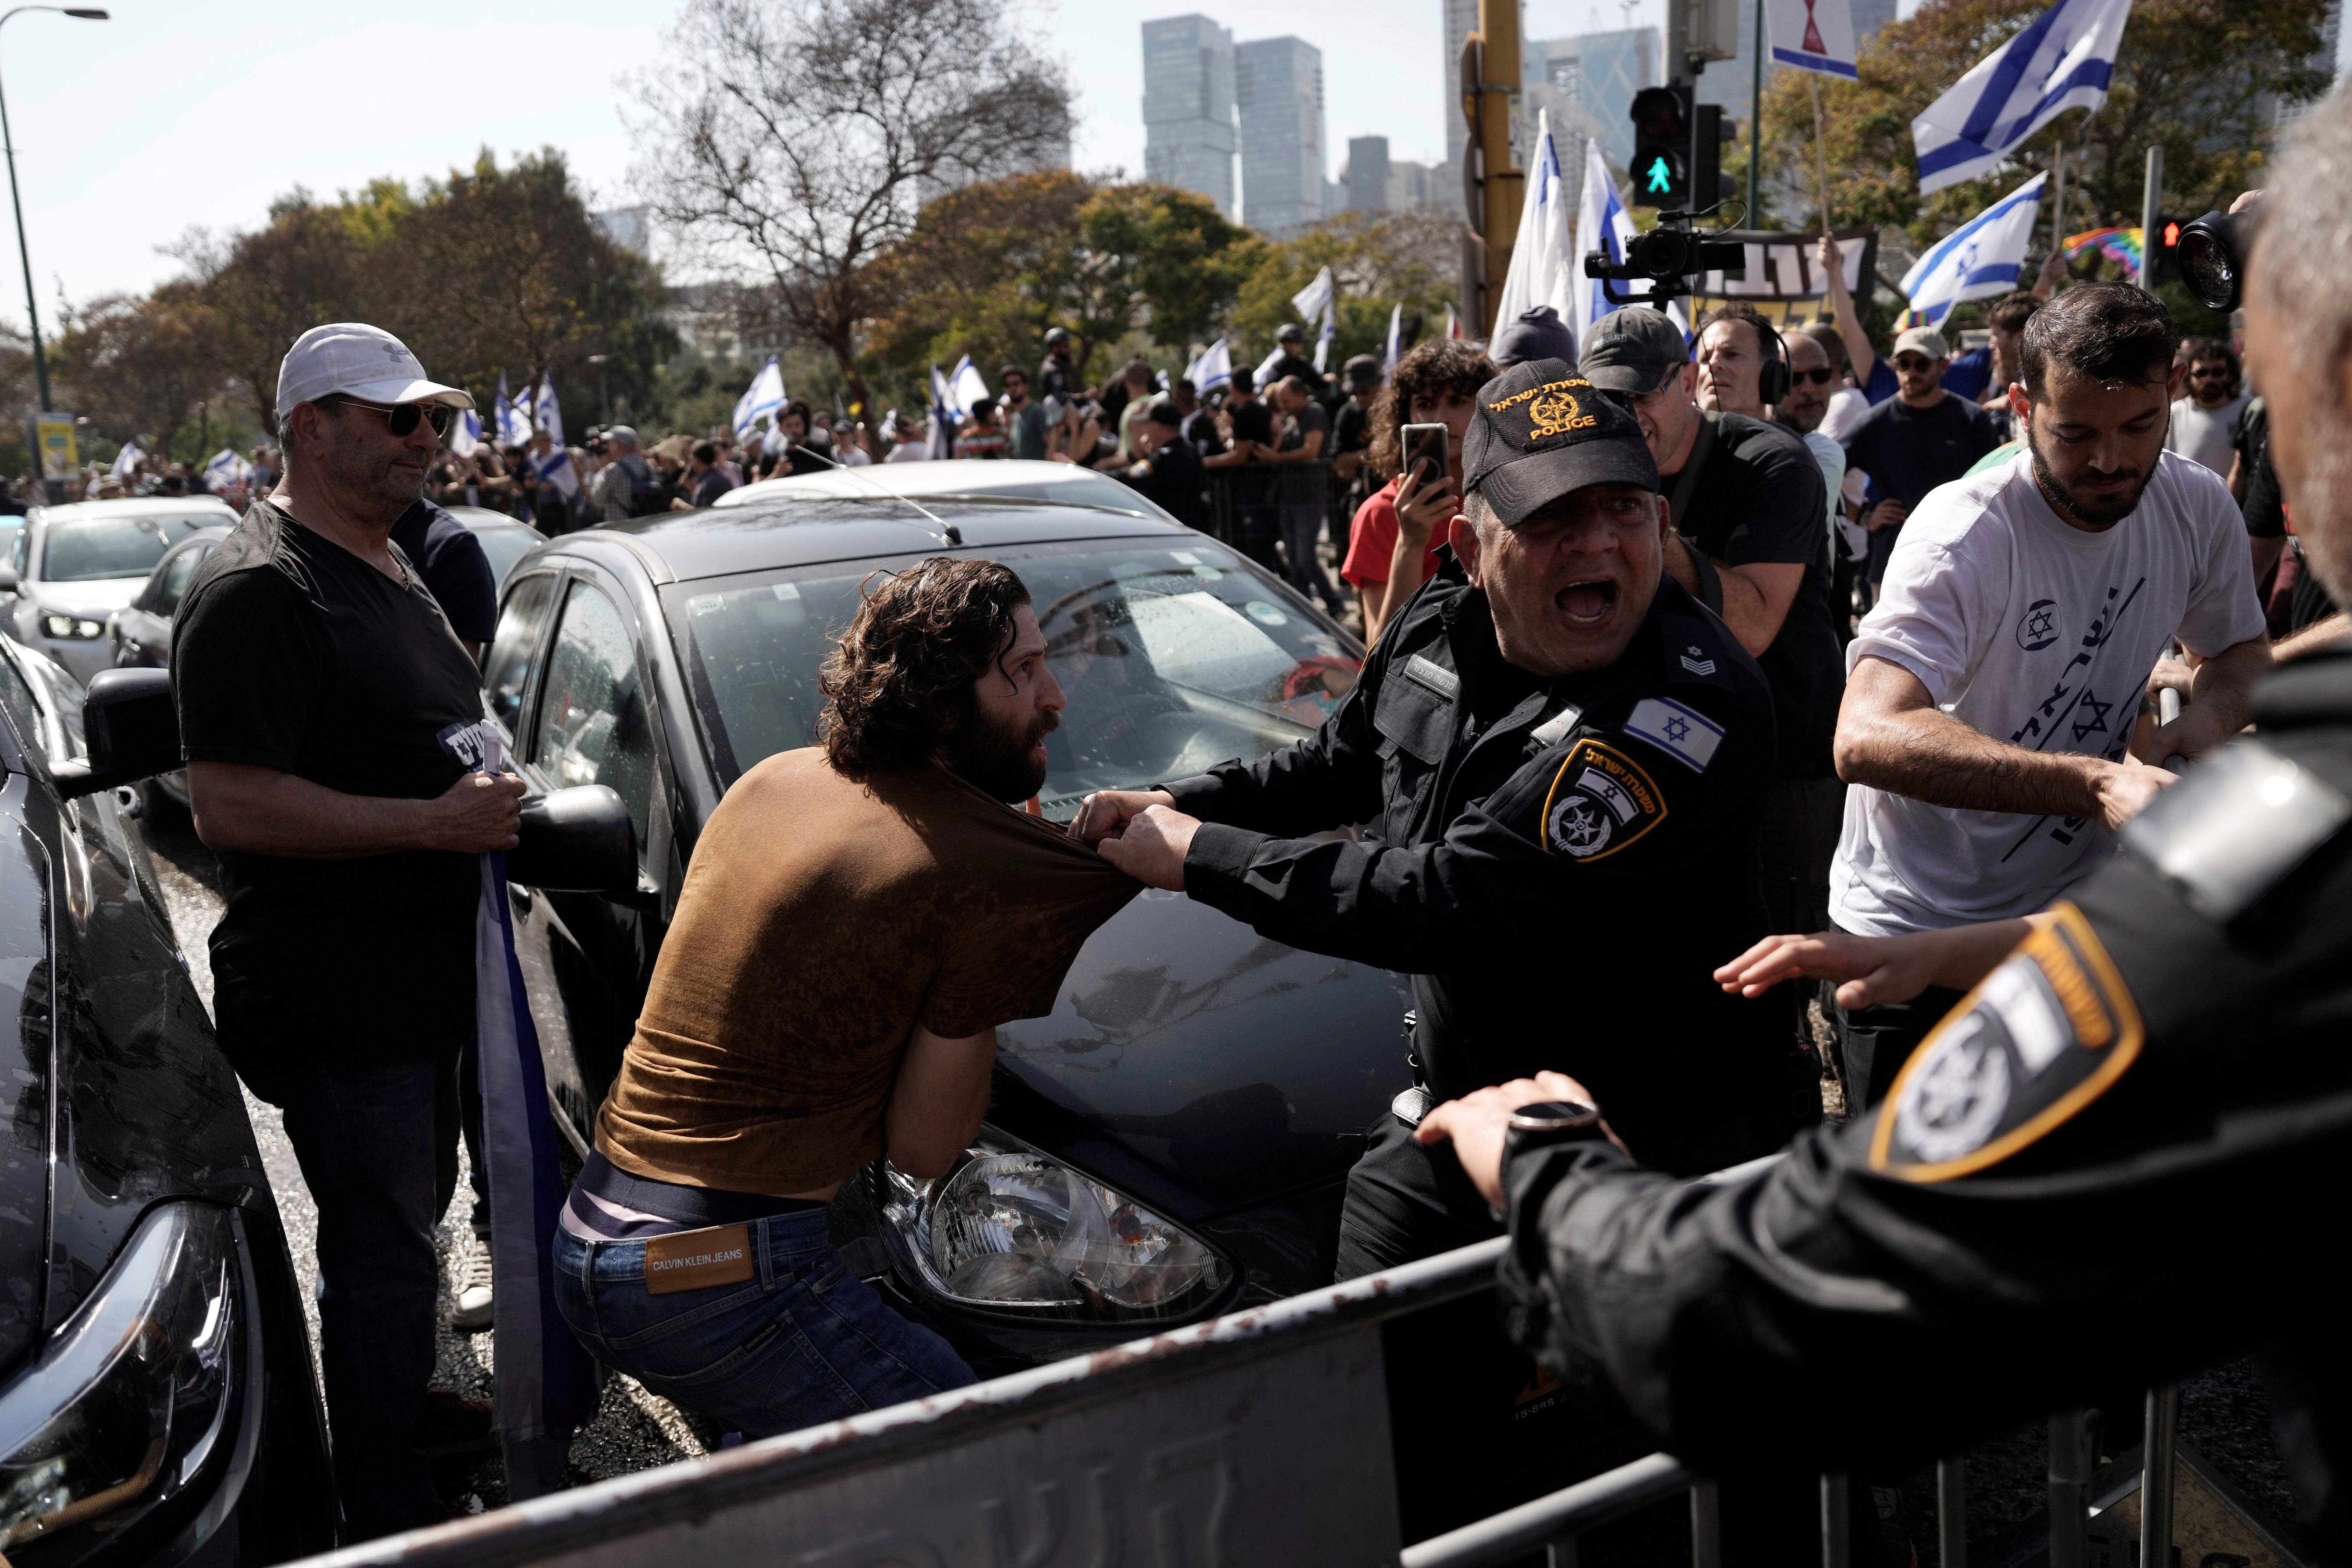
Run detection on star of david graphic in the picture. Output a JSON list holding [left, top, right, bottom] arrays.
[[2070, 686, 2113, 742], [2023, 605, 2057, 643], [1555, 798, 1608, 853], [1664, 715, 1692, 743]]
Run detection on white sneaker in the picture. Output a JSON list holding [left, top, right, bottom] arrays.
[[451, 1240, 493, 1332]]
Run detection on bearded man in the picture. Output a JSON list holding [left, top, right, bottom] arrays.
[[1821, 282, 2271, 1108], [553, 558, 1139, 1437]]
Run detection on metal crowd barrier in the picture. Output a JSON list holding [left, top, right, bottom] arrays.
[[280, 1209, 2190, 1568]]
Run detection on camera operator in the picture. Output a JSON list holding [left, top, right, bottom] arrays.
[[172, 324, 520, 1539], [1586, 305, 1847, 936], [1416, 108, 2352, 1564]]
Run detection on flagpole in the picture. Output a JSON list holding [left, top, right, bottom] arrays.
[[1746, 0, 1764, 219], [1809, 74, 1833, 236]]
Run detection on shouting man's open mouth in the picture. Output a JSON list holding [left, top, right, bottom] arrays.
[[1559, 577, 1619, 624]]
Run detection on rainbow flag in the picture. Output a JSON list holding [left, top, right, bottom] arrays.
[[2064, 226, 2144, 280]]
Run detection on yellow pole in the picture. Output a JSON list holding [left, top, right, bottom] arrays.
[[1477, 0, 1523, 335]]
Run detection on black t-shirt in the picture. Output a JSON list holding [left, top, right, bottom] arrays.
[[1670, 412, 1843, 778], [691, 467, 736, 508], [1120, 437, 1206, 527], [389, 498, 497, 644], [172, 502, 492, 1076], [2240, 403, 2286, 540], [1230, 398, 1275, 450], [1333, 397, 1373, 456], [1838, 392, 2004, 511], [1277, 401, 1328, 453], [1265, 352, 1321, 391], [1183, 407, 1225, 455]]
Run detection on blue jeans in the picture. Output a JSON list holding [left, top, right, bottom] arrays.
[[552, 1210, 975, 1438]]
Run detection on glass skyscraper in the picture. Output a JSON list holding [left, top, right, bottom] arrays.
[[1235, 36, 1327, 234], [1142, 15, 1238, 218]]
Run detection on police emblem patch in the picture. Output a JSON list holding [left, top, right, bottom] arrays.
[[1540, 739, 1667, 860], [1872, 903, 2144, 1181]]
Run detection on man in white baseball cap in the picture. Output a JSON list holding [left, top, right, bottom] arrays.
[[170, 323, 523, 1538]]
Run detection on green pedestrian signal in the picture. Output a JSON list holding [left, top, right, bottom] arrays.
[[1644, 156, 1674, 195], [1628, 85, 1693, 209]]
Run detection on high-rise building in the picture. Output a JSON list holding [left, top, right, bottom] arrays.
[[1345, 136, 1393, 213], [1519, 29, 1657, 178], [1142, 15, 1238, 217], [1236, 36, 1327, 234], [1441, 0, 1478, 172], [1697, 0, 1896, 128]]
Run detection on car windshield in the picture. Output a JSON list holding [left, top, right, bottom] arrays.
[[673, 540, 1362, 819], [471, 527, 539, 587], [42, 512, 223, 583]]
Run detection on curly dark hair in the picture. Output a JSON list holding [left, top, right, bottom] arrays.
[[818, 558, 1032, 777], [2021, 282, 2178, 400], [1365, 339, 1498, 484]]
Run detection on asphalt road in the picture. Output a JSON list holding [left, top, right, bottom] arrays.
[[133, 810, 2303, 1554], [137, 810, 710, 1512]]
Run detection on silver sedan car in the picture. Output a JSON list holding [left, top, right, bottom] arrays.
[[2, 496, 237, 684]]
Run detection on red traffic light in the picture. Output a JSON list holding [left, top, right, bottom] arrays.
[[2163, 221, 2181, 248]]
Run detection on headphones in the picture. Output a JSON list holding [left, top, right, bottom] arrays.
[[1752, 315, 1791, 407]]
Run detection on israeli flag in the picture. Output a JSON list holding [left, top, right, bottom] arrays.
[[1572, 133, 1651, 346], [733, 356, 786, 441], [202, 447, 250, 490], [1495, 112, 1577, 336], [469, 727, 601, 1497], [1765, 0, 1859, 78], [496, 374, 532, 447], [928, 364, 956, 458], [1186, 337, 1233, 394], [1291, 266, 1337, 373], [111, 441, 144, 479], [450, 408, 482, 459], [1912, 0, 2134, 195], [1624, 696, 1726, 774], [533, 375, 564, 450], [951, 356, 991, 415], [1901, 171, 2050, 325], [1384, 305, 1402, 375]]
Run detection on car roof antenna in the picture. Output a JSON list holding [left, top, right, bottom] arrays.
[[774, 440, 962, 546]]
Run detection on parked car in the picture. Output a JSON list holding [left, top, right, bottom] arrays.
[[1, 499, 237, 685], [713, 457, 1178, 522], [439, 507, 548, 589], [481, 492, 1411, 1371], [0, 639, 337, 1563]]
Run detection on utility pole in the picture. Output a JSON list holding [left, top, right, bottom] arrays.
[[2138, 145, 2163, 294], [1746, 0, 1763, 220]]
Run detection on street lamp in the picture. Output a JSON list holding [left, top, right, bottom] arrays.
[[0, 6, 110, 413]]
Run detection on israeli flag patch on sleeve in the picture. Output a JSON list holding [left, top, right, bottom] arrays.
[[1622, 697, 1725, 773]]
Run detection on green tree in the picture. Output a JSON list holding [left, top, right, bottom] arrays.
[[1758, 0, 2328, 251], [1229, 209, 1465, 371], [56, 283, 222, 455]]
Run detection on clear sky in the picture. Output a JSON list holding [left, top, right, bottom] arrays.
[[0, 0, 1984, 323]]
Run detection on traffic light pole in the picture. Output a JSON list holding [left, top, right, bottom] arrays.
[[1474, 0, 1523, 335], [2139, 145, 2163, 294]]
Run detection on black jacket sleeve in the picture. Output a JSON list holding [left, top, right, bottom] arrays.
[[1160, 639, 1393, 838]]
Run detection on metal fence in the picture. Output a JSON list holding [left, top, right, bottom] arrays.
[[280, 1180, 2193, 1568], [1194, 457, 1362, 551]]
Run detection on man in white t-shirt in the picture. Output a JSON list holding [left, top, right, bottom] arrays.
[[1825, 283, 2271, 1107], [2162, 336, 2249, 477]]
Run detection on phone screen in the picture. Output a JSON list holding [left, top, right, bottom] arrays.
[[1402, 423, 1448, 486]]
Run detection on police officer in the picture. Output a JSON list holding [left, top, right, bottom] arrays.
[[1413, 126, 2352, 1558], [1073, 358, 1800, 1278]]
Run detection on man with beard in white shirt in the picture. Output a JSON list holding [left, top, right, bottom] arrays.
[[1824, 282, 2271, 1109]]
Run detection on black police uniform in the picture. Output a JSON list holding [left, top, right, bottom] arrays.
[[1161, 361, 1800, 1278], [1114, 432, 1206, 528], [1494, 647, 2352, 1557]]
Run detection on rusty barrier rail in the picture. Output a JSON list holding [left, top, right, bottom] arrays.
[[277, 1149, 2183, 1568]]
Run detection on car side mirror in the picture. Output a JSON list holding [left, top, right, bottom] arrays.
[[507, 784, 637, 894], [52, 667, 178, 799], [0, 564, 18, 592]]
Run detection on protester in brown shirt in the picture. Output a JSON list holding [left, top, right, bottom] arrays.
[[552, 558, 1139, 1440]]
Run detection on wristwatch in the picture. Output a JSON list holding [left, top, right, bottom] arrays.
[[1503, 1099, 1609, 1163]]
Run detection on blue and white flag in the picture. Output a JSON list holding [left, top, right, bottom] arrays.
[[495, 373, 531, 447], [733, 356, 786, 441], [950, 356, 991, 415], [1765, 0, 1859, 78], [1384, 305, 1403, 375], [202, 447, 250, 491], [928, 364, 956, 458], [1912, 0, 2134, 195], [467, 727, 600, 1497], [1291, 266, 1337, 374], [532, 374, 564, 450], [110, 441, 144, 479], [1571, 133, 1650, 346], [450, 408, 482, 459], [1495, 111, 1576, 341], [1901, 171, 2050, 325], [1185, 337, 1232, 394], [530, 443, 578, 500]]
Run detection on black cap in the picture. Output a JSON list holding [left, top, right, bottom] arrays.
[[1579, 306, 1690, 395], [1277, 322, 1305, 343], [1342, 353, 1383, 390], [1144, 398, 1183, 428], [1490, 305, 1579, 369], [1462, 358, 1659, 525]]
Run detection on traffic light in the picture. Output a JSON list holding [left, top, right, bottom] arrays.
[[2147, 215, 2184, 286], [1630, 85, 1691, 208], [1692, 103, 1737, 208]]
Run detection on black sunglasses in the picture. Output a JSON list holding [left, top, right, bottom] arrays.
[[1791, 366, 1836, 385], [321, 395, 455, 439]]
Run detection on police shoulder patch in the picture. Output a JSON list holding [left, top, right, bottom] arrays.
[[1870, 902, 2145, 1182], [1540, 738, 1667, 860]]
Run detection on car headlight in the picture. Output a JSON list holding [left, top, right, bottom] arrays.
[[39, 615, 104, 641], [0, 1203, 241, 1563], [877, 1132, 1230, 1321]]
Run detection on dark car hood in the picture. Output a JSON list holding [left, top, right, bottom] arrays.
[[993, 888, 1413, 1224]]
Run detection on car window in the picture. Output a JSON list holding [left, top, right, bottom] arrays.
[[40, 513, 223, 583], [8, 529, 24, 577], [674, 542, 1362, 818], [472, 527, 539, 589], [150, 543, 210, 616], [485, 573, 559, 734], [0, 523, 21, 567], [531, 580, 655, 853]]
